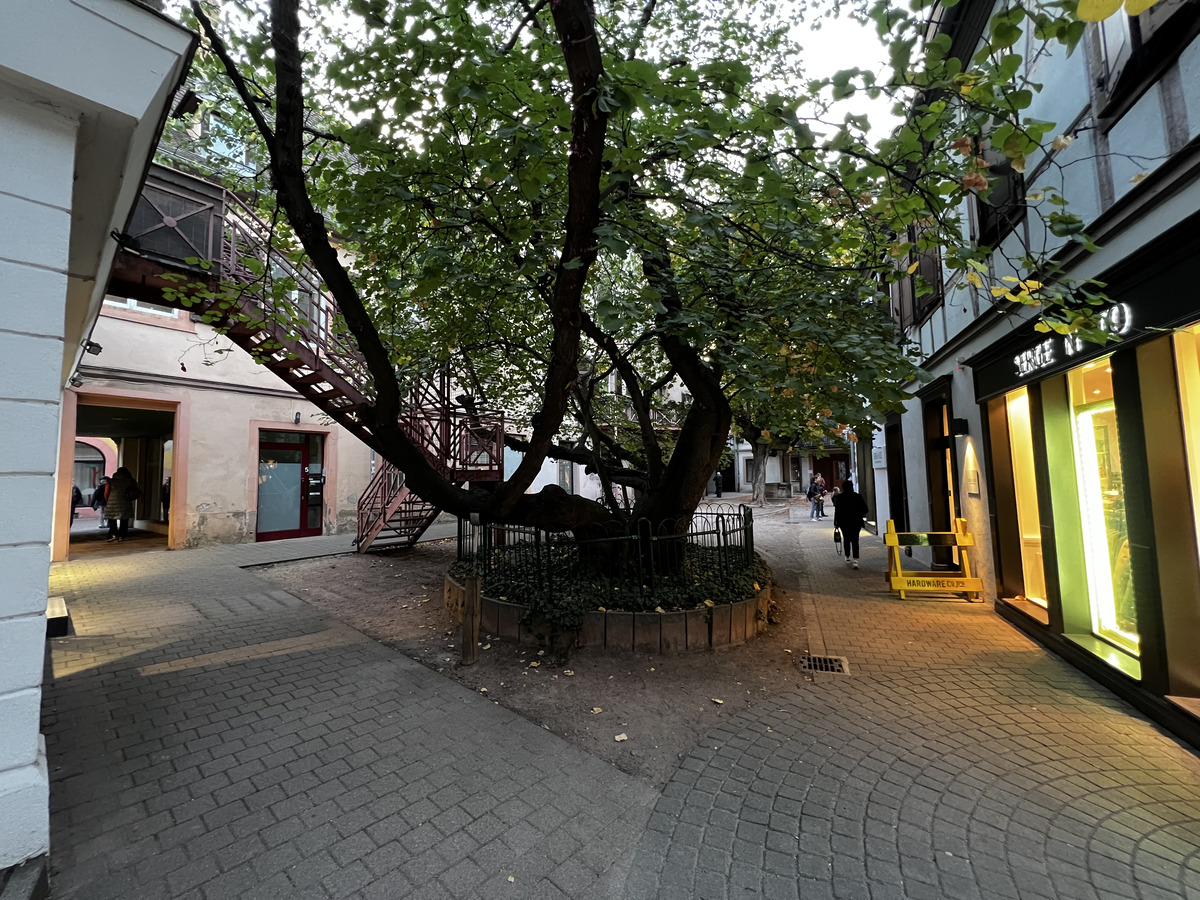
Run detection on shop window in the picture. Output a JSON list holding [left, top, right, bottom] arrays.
[[1172, 325, 1200, 572], [1004, 388, 1047, 606], [1067, 360, 1140, 655]]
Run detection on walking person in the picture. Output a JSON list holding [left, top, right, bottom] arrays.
[[91, 475, 110, 528], [833, 479, 869, 569], [103, 466, 141, 543], [71, 484, 83, 523], [806, 473, 822, 520]]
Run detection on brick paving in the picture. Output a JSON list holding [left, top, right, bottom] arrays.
[[622, 510, 1200, 899], [43, 511, 1200, 898], [44, 530, 655, 899]]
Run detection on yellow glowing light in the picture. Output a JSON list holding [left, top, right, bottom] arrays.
[[1105, 367, 1112, 373]]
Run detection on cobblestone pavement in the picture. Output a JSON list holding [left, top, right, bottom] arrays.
[[622, 512, 1200, 899], [44, 530, 656, 900], [45, 514, 1200, 899]]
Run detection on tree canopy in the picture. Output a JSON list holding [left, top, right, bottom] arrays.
[[175, 0, 1117, 531]]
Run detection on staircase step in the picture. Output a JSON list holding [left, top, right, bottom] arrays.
[[47, 595, 69, 638]]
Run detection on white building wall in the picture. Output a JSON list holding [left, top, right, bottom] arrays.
[[0, 0, 193, 869], [870, 428, 890, 528], [0, 97, 77, 870]]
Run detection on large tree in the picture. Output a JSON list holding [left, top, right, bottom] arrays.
[[179, 0, 1109, 533]]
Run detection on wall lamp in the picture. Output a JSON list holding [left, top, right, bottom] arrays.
[[951, 417, 970, 437], [83, 340, 103, 356], [69, 375, 83, 388], [294, 412, 301, 424]]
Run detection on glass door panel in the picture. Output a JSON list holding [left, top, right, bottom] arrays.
[[1068, 362, 1140, 654], [258, 448, 304, 537], [1005, 388, 1047, 606]]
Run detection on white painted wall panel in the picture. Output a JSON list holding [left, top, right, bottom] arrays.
[[0, 98, 75, 210], [0, 616, 46, 694], [0, 475, 54, 547], [0, 755, 48, 869], [0, 689, 41, 771], [0, 260, 69, 340], [0, 333, 64, 403], [0, 400, 58, 474], [0, 193, 70, 274], [0, 547, 49, 620]]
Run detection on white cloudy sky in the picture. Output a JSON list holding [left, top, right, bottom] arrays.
[[790, 8, 903, 141]]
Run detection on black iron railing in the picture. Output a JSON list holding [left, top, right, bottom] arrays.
[[456, 504, 756, 614]]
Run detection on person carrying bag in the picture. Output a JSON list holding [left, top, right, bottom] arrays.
[[832, 479, 868, 570]]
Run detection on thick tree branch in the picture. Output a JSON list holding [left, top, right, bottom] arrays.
[[579, 310, 664, 487], [491, 0, 609, 516], [501, 0, 550, 54], [502, 434, 648, 490]]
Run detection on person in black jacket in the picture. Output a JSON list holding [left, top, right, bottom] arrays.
[[832, 479, 869, 569]]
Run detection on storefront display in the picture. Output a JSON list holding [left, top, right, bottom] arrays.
[[1003, 388, 1046, 607], [1066, 362, 1140, 655]]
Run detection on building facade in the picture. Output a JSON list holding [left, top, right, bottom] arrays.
[[885, 0, 1200, 744], [54, 291, 375, 558]]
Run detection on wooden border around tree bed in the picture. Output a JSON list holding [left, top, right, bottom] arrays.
[[444, 574, 771, 652]]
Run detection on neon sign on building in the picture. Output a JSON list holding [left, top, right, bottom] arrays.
[[1013, 302, 1134, 378]]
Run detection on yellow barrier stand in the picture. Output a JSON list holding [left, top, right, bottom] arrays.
[[884, 518, 982, 602]]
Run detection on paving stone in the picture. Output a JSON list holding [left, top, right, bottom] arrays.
[[43, 521, 1200, 899], [617, 514, 1200, 899]]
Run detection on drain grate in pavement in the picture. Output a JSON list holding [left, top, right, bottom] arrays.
[[798, 654, 850, 674]]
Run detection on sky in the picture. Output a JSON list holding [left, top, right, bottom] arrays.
[[789, 6, 904, 142]]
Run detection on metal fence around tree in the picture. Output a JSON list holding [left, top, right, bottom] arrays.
[[456, 504, 757, 614]]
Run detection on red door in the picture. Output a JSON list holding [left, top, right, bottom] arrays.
[[256, 435, 324, 541]]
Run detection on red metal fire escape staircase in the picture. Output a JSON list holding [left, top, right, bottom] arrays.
[[108, 164, 504, 551]]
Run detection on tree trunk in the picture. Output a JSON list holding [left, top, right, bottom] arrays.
[[750, 443, 768, 506]]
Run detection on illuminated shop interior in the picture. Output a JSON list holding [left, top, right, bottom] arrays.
[[1067, 360, 1140, 657]]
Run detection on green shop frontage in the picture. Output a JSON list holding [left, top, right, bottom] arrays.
[[969, 224, 1200, 748]]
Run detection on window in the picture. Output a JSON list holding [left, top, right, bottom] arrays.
[[905, 222, 944, 323], [1094, 11, 1133, 94], [975, 149, 1026, 249], [1088, 0, 1198, 121], [103, 297, 179, 318], [1173, 324, 1200, 578], [1067, 360, 1140, 655], [1004, 388, 1047, 606]]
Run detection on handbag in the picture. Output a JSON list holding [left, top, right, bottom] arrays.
[[833, 529, 842, 555]]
